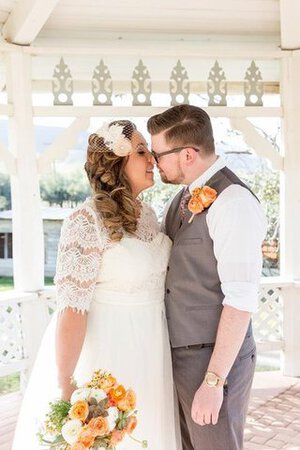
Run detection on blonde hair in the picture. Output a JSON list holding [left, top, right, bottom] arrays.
[[84, 120, 139, 242]]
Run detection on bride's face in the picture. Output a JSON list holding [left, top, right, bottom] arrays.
[[124, 131, 155, 197]]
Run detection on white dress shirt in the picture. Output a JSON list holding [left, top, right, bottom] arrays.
[[164, 156, 267, 313]]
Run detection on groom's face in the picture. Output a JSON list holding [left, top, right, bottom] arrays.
[[151, 132, 185, 185]]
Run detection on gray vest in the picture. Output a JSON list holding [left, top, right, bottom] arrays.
[[165, 167, 255, 348]]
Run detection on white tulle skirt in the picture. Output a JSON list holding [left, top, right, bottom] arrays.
[[12, 288, 180, 450]]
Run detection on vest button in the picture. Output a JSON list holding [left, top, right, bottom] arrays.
[[166, 288, 170, 294], [167, 266, 170, 271]]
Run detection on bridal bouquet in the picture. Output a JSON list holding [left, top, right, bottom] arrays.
[[38, 369, 147, 449]]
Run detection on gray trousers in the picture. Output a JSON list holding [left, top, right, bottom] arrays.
[[171, 335, 256, 450]]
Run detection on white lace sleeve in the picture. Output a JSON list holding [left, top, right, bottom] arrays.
[[136, 203, 160, 242], [54, 201, 108, 314]]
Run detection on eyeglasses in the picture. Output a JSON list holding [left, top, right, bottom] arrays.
[[150, 146, 200, 164]]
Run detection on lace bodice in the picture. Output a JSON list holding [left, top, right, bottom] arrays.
[[54, 198, 168, 313]]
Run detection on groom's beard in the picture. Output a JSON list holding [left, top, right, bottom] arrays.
[[159, 160, 185, 185]]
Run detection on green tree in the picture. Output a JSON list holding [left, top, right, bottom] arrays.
[[40, 172, 69, 207], [40, 170, 91, 207], [0, 174, 11, 210]]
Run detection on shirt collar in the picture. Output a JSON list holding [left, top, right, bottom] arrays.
[[188, 156, 226, 194]]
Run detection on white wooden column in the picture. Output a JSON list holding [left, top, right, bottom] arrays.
[[281, 50, 300, 376], [5, 50, 44, 291]]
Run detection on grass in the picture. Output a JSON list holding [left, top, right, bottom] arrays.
[[0, 373, 20, 395], [0, 276, 14, 291], [0, 276, 54, 291]]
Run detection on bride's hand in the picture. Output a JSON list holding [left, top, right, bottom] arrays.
[[59, 377, 76, 402], [61, 382, 76, 402]]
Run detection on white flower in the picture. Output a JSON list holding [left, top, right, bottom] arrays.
[[70, 387, 107, 404], [61, 419, 82, 445], [96, 122, 132, 156], [70, 387, 91, 404], [106, 124, 124, 141], [107, 406, 119, 431], [113, 135, 132, 156], [89, 388, 107, 402]]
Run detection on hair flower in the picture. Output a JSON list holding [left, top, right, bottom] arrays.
[[96, 122, 132, 156], [113, 135, 133, 156], [188, 186, 217, 223]]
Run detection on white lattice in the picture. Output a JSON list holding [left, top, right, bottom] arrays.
[[0, 302, 24, 364], [253, 287, 283, 342], [38, 289, 57, 317]]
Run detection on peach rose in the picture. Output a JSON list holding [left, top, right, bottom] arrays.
[[125, 415, 138, 434], [109, 385, 126, 403], [199, 186, 217, 208], [118, 389, 136, 412], [100, 375, 117, 392], [77, 426, 95, 448], [69, 401, 89, 422], [87, 416, 109, 437], [110, 429, 125, 446]]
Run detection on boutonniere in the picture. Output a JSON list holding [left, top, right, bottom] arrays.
[[188, 186, 218, 223]]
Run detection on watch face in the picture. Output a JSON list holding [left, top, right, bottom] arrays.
[[206, 373, 218, 386]]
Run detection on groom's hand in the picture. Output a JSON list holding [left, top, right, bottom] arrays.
[[191, 382, 224, 426]]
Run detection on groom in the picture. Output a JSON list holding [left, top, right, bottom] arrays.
[[147, 105, 267, 450]]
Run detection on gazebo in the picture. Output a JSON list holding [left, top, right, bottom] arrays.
[[0, 1, 300, 448]]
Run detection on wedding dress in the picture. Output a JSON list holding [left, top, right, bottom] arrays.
[[12, 199, 179, 450]]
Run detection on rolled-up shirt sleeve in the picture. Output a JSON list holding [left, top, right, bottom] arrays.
[[207, 185, 268, 313]]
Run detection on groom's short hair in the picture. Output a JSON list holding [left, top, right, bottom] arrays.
[[147, 104, 215, 156]]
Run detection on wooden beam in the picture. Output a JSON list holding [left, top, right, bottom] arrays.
[[37, 117, 90, 174], [280, 0, 300, 49], [32, 105, 283, 118], [0, 142, 17, 175], [5, 51, 44, 291], [0, 104, 14, 116], [2, 0, 60, 45], [230, 117, 284, 170], [28, 80, 280, 95]]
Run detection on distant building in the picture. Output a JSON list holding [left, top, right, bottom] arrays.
[[0, 208, 72, 277]]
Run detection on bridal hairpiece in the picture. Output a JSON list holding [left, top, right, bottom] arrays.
[[96, 122, 132, 157]]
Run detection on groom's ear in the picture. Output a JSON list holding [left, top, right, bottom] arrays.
[[185, 147, 198, 165]]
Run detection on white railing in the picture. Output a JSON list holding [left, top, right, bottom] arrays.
[[0, 279, 299, 385]]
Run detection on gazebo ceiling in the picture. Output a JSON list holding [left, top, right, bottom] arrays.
[[0, 0, 281, 46], [41, 0, 280, 36]]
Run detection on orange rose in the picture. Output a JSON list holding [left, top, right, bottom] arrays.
[[69, 401, 89, 422], [118, 389, 136, 412], [199, 186, 217, 208], [188, 186, 217, 223], [110, 429, 125, 446], [109, 385, 126, 403], [77, 426, 95, 448], [125, 415, 137, 434], [87, 416, 109, 437], [188, 197, 204, 215]]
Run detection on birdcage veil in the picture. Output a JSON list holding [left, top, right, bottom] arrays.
[[95, 120, 137, 157]]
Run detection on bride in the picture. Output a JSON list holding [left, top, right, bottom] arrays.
[[12, 120, 179, 450]]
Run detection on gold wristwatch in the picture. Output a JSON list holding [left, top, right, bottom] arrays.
[[204, 371, 226, 388]]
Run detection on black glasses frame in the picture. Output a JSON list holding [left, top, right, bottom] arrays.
[[150, 146, 200, 163]]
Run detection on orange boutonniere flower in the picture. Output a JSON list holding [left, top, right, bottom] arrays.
[[188, 186, 217, 223]]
